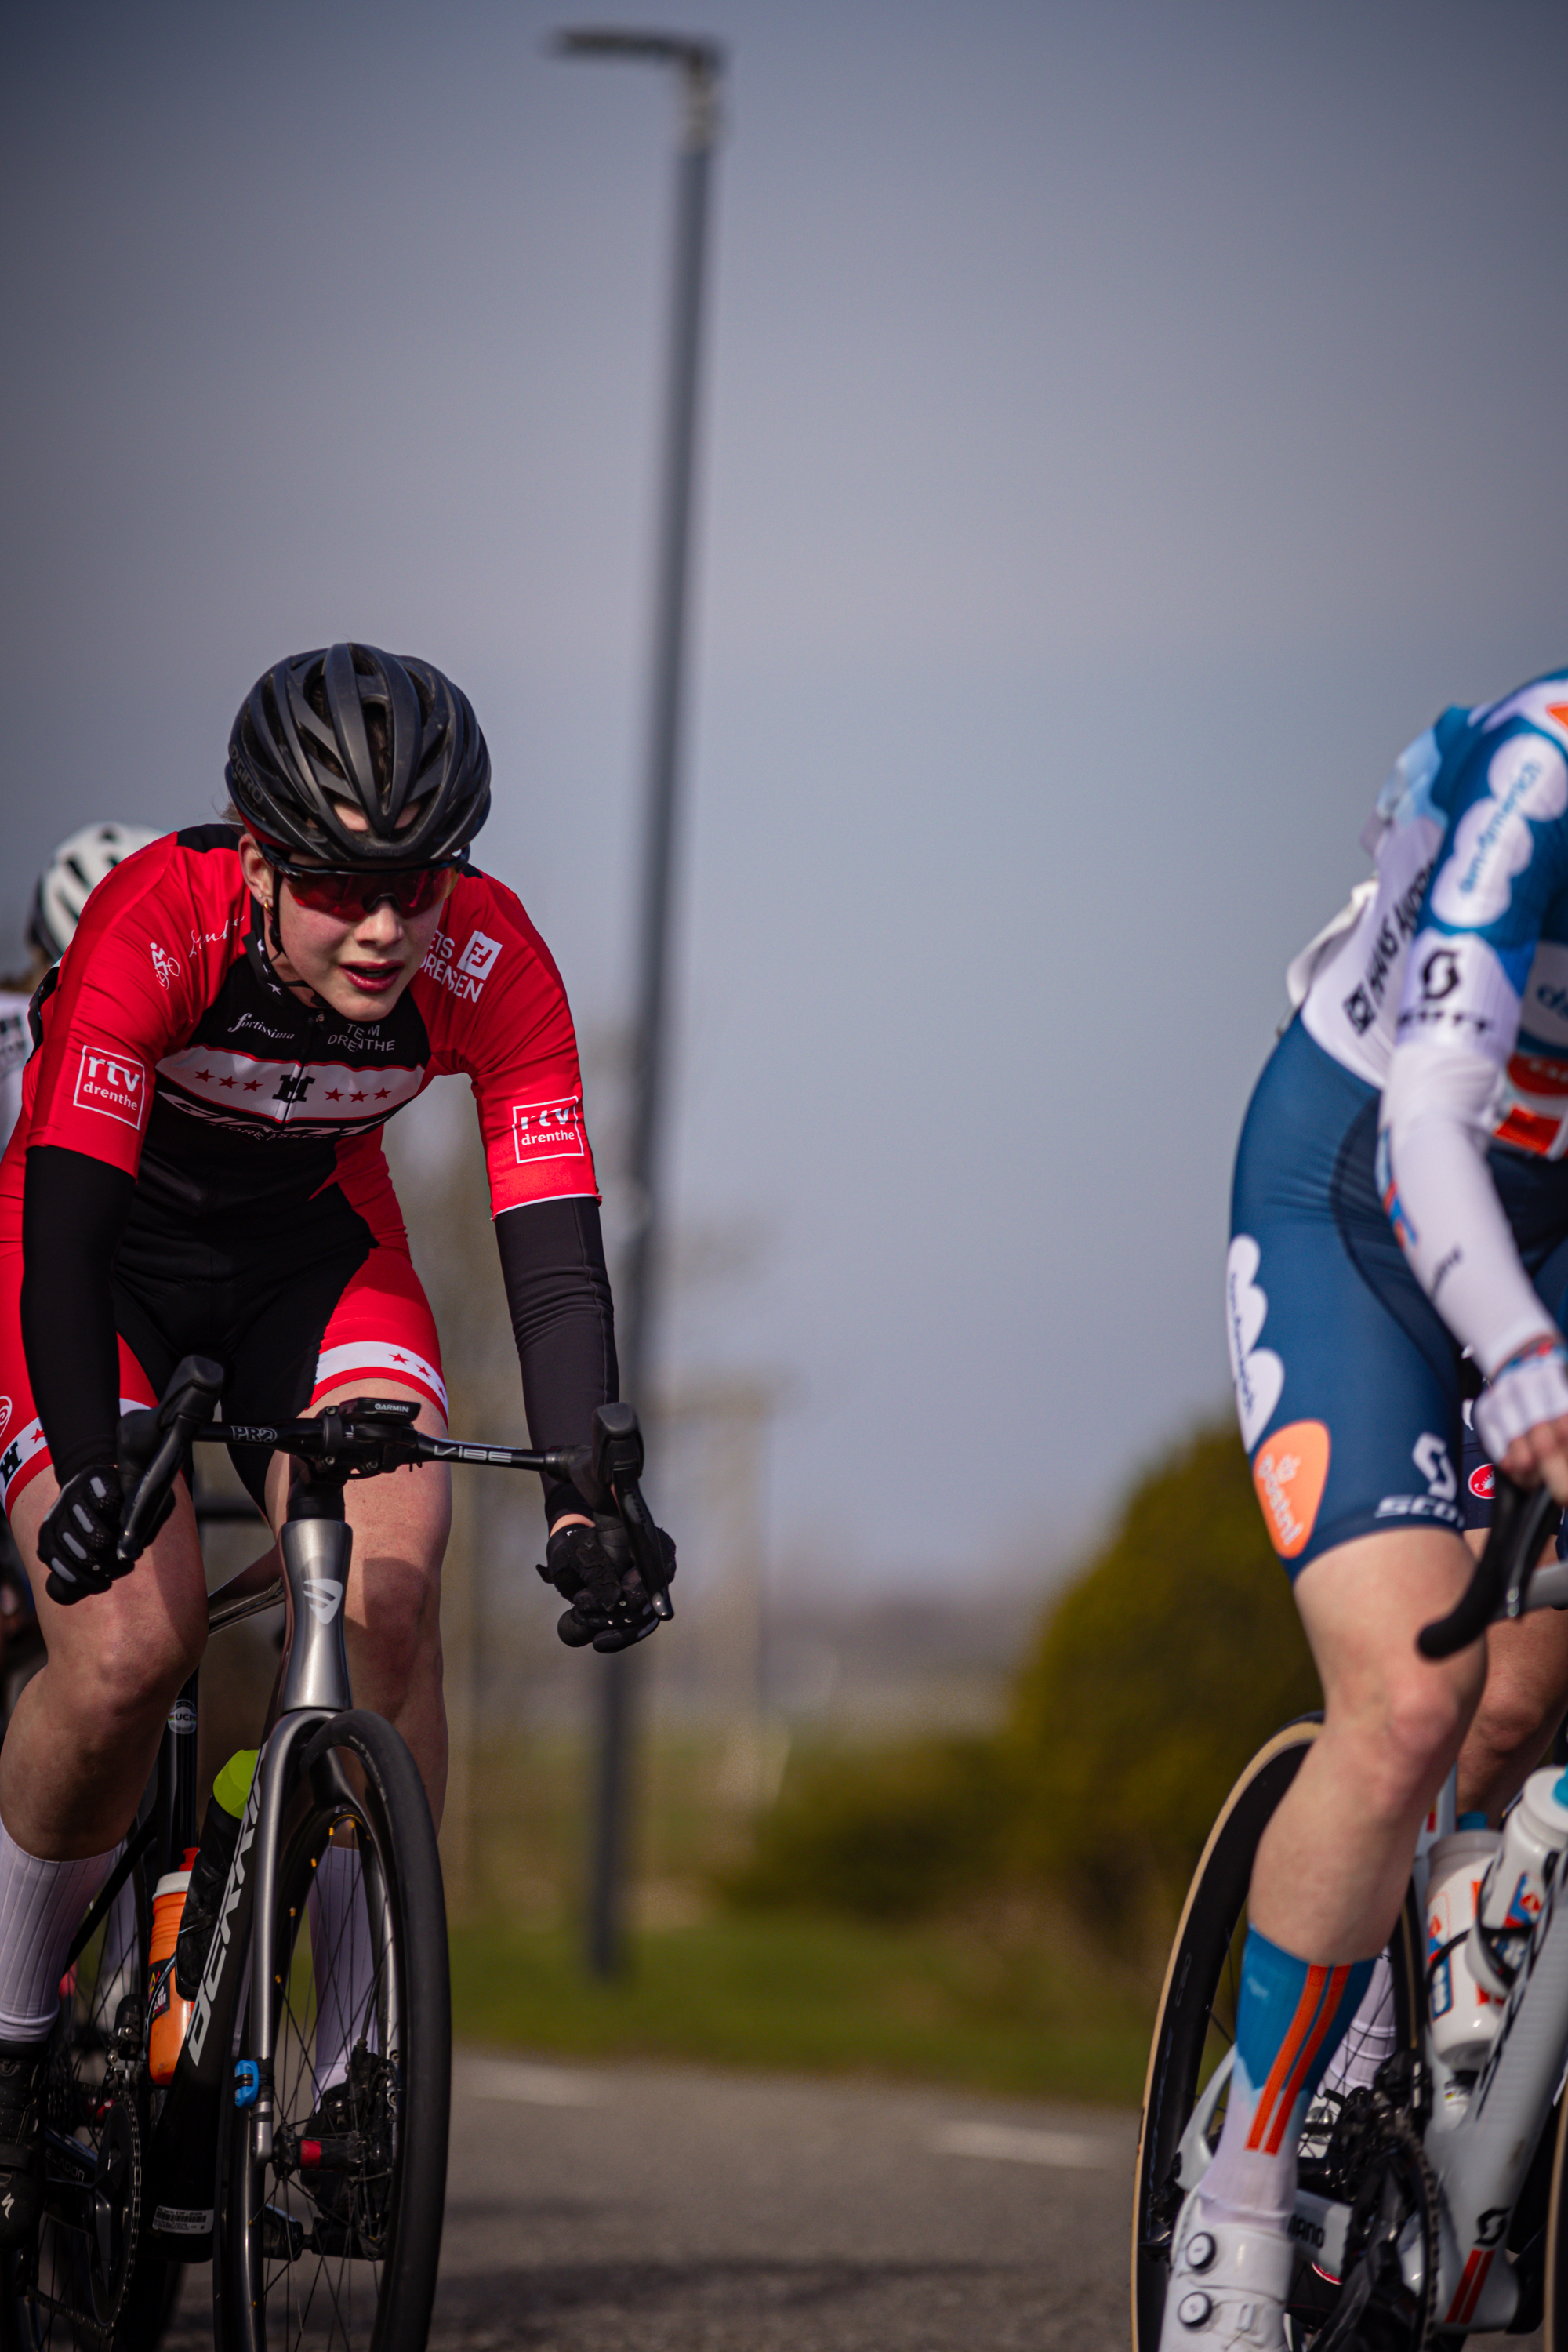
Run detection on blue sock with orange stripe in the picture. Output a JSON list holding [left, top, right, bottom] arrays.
[[1200, 1928, 1374, 2227]]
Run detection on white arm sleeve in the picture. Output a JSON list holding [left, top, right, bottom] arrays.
[[0, 1063, 21, 1161], [0, 997, 30, 1160], [1379, 1037, 1554, 1375]]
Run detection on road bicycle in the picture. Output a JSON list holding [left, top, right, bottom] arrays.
[[15, 1354, 672, 2352], [1131, 1473, 1568, 2350]]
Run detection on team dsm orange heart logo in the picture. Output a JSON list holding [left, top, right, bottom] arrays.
[[0, 1397, 10, 1444], [1253, 1421, 1331, 1559]]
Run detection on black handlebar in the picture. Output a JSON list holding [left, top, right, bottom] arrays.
[[117, 1358, 225, 1561], [115, 1354, 673, 1626], [1417, 1472, 1560, 1659]]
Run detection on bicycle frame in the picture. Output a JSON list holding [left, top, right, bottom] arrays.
[[1245, 1773, 1568, 2334], [145, 1486, 354, 2260], [1403, 1780, 1568, 2333], [104, 1363, 670, 2272]]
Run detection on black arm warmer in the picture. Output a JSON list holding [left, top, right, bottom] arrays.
[[493, 1196, 619, 1528], [20, 1145, 136, 1486]]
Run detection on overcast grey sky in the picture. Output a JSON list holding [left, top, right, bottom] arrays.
[[4, 0, 1566, 1587]]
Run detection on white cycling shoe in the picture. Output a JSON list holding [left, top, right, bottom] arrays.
[[1157, 2193, 1292, 2352]]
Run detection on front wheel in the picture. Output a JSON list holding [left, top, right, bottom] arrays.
[[1537, 2076, 1568, 2347], [216, 1711, 451, 2352], [1131, 1719, 1421, 2352]]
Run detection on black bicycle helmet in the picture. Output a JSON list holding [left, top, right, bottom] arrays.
[[226, 643, 491, 868]]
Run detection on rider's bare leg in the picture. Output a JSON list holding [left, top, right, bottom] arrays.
[[0, 1469, 205, 2079], [1249, 1526, 1484, 1958], [1, 1472, 209, 1860], [1318, 1547, 1568, 2112], [212, 1537, 284, 1603], [1189, 1528, 1482, 2241], [1454, 1537, 1568, 1819], [263, 1379, 452, 1827]]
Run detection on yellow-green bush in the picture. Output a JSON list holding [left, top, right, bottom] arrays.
[[720, 1736, 1011, 1920], [723, 1419, 1318, 1933]]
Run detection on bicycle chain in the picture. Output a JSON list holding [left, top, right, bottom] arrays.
[[31, 2061, 144, 2346], [1309, 2094, 1439, 2352]]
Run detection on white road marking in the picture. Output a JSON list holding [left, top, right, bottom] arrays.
[[929, 2121, 1114, 2169], [459, 2057, 606, 2107]]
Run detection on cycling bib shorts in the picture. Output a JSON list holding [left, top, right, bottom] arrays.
[[0, 1184, 444, 1517], [1230, 1016, 1568, 1577]]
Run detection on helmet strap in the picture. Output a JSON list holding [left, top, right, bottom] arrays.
[[248, 886, 327, 1015]]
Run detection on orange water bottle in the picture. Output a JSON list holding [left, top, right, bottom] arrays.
[[147, 1847, 199, 2085]]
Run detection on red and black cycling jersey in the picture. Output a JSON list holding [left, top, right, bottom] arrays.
[[0, 826, 616, 1517], [2, 822, 597, 1229]]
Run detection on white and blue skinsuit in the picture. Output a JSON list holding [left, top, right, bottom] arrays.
[[1230, 670, 1568, 1573]]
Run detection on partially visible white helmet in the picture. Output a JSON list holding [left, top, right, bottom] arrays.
[[28, 822, 162, 962]]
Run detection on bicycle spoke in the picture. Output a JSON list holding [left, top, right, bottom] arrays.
[[254, 1816, 401, 2347]]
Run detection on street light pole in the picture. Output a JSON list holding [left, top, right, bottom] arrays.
[[552, 27, 724, 1979]]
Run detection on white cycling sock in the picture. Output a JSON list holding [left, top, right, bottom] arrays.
[[310, 1842, 377, 2095], [1200, 1929, 1372, 2229], [0, 1818, 119, 2042], [1316, 1953, 1397, 2101]]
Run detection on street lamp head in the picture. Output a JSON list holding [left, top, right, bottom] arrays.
[[551, 26, 723, 144], [552, 27, 722, 79]]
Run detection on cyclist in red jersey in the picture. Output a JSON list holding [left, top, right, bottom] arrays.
[[0, 825, 162, 1679], [0, 644, 669, 2239]]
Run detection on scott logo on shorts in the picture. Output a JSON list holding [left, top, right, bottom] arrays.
[[1253, 1421, 1331, 1561], [73, 1046, 147, 1130], [1376, 1433, 1463, 1528]]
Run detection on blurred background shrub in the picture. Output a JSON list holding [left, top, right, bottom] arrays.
[[720, 1425, 1319, 1955], [720, 1734, 1013, 1920], [1003, 1423, 1321, 1936]]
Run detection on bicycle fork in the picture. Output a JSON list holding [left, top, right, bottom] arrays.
[[145, 1491, 355, 2260]]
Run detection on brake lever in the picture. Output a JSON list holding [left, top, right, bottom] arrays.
[[590, 1405, 673, 1622], [1501, 1483, 1561, 1619], [616, 1474, 674, 1621], [1417, 1473, 1559, 1660], [117, 1354, 224, 1564]]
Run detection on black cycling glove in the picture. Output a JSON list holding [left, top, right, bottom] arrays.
[[38, 1466, 126, 1605], [538, 1517, 676, 1653], [36, 1460, 176, 1606]]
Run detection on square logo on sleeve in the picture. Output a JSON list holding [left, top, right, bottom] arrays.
[[512, 1098, 586, 1163], [73, 1047, 149, 1130], [456, 931, 503, 983]]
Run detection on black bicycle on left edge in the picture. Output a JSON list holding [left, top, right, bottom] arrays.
[[13, 1353, 671, 2352]]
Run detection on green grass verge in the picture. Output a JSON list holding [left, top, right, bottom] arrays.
[[449, 1911, 1152, 2105]]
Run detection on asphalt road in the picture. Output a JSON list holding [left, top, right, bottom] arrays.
[[163, 2052, 1138, 2349], [432, 2054, 1137, 2352], [155, 2056, 1550, 2348]]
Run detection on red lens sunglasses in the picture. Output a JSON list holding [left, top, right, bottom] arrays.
[[258, 847, 461, 920]]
